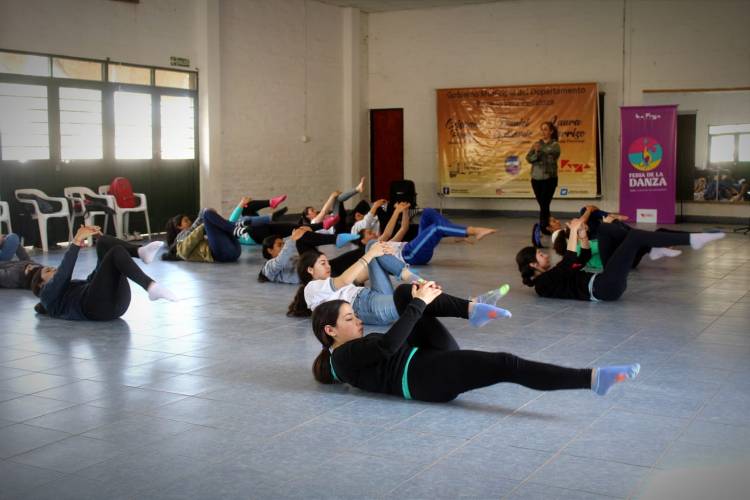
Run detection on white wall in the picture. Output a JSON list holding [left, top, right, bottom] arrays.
[[367, 0, 750, 215], [217, 0, 347, 213], [0, 0, 197, 68], [3, 0, 747, 219]]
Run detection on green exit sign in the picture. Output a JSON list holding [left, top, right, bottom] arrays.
[[170, 56, 190, 67]]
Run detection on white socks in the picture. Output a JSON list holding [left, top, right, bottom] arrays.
[[147, 282, 178, 302], [137, 241, 165, 264], [690, 232, 725, 250], [649, 247, 682, 261]]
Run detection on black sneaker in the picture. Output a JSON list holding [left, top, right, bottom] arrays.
[[272, 206, 289, 221]]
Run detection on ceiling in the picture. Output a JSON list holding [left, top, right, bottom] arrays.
[[316, 0, 505, 14]]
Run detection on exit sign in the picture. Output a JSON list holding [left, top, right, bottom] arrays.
[[170, 56, 190, 68]]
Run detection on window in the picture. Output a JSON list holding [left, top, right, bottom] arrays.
[[0, 83, 49, 161], [160, 96, 195, 159], [109, 64, 151, 86], [0, 51, 50, 77], [155, 69, 194, 90], [53, 58, 103, 81], [60, 88, 103, 160], [708, 124, 750, 163], [739, 134, 750, 162], [114, 91, 152, 159]]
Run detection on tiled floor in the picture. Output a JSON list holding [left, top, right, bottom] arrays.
[[1, 216, 749, 499]]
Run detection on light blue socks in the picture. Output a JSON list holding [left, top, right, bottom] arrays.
[[336, 233, 361, 248], [474, 284, 510, 307], [592, 363, 640, 396], [469, 302, 512, 327]]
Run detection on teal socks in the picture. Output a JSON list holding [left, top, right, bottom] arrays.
[[592, 363, 640, 396]]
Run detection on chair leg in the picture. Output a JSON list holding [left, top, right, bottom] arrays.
[[124, 212, 130, 237], [144, 210, 151, 239], [39, 217, 49, 253], [114, 213, 124, 239], [67, 216, 74, 243]]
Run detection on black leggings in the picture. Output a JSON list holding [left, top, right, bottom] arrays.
[[248, 222, 297, 244], [597, 222, 688, 270], [81, 244, 154, 321], [390, 285, 591, 403], [531, 177, 558, 230], [294, 231, 365, 276], [592, 228, 690, 301], [241, 200, 271, 217]]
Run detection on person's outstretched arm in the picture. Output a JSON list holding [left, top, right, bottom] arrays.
[[378, 202, 404, 242], [41, 226, 99, 305], [331, 241, 391, 289], [311, 191, 338, 224], [390, 203, 411, 243]]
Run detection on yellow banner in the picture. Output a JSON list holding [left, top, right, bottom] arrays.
[[437, 82, 599, 198]]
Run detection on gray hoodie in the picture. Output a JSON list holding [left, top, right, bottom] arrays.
[[0, 260, 39, 289]]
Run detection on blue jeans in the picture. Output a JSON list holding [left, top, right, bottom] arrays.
[[352, 243, 404, 324], [0, 233, 20, 261], [202, 209, 242, 262], [402, 209, 467, 265]]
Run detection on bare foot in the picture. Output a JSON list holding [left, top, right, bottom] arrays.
[[356, 176, 366, 193], [473, 227, 496, 241]]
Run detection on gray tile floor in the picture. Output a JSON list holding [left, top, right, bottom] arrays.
[[1, 216, 749, 499]]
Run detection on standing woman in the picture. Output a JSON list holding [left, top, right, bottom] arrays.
[[527, 121, 560, 235]]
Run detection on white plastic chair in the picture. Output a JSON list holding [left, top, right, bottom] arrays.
[[14, 188, 73, 252], [98, 184, 151, 240], [64, 187, 112, 242], [0, 200, 11, 233]]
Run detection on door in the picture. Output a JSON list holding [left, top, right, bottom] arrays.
[[676, 113, 697, 205], [370, 109, 403, 201]]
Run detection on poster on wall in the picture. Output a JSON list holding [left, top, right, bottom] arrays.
[[619, 105, 677, 224], [437, 82, 599, 198]]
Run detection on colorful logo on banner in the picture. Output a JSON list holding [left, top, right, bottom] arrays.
[[619, 106, 677, 224], [437, 83, 599, 198], [628, 137, 663, 171]]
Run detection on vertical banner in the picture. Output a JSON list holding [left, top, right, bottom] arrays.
[[437, 82, 599, 198], [619, 105, 678, 223]]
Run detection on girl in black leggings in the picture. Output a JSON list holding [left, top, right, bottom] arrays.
[[517, 218, 725, 301], [312, 282, 640, 401], [32, 227, 175, 321]]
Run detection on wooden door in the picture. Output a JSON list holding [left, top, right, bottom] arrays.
[[370, 109, 403, 201]]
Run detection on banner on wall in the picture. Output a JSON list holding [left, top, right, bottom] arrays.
[[619, 105, 677, 224], [437, 82, 599, 198]]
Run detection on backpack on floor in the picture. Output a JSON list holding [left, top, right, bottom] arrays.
[[109, 177, 137, 208]]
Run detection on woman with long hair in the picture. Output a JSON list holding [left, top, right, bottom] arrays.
[[311, 281, 639, 401], [258, 226, 362, 284], [526, 120, 560, 235], [31, 227, 175, 320], [288, 242, 510, 325], [516, 218, 724, 302]]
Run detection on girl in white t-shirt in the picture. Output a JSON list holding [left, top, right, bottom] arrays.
[[288, 242, 511, 326], [288, 242, 414, 324]]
